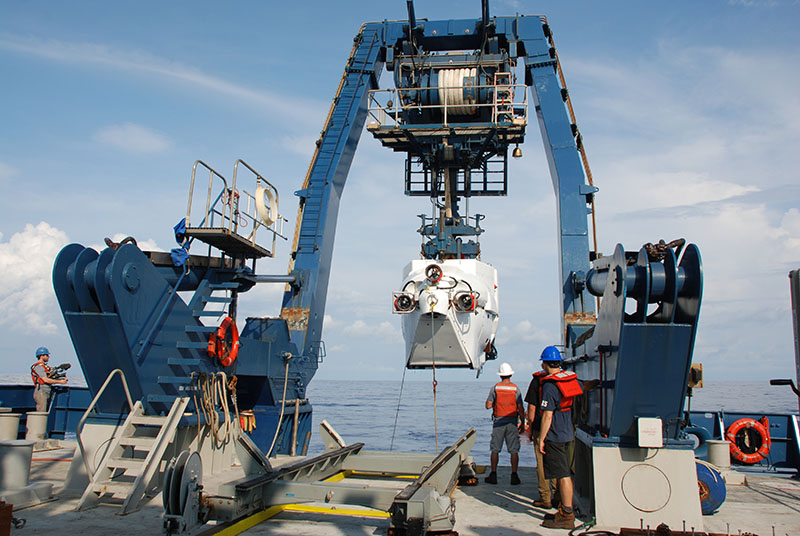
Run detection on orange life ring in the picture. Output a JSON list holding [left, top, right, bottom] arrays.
[[207, 316, 239, 367], [726, 417, 771, 464]]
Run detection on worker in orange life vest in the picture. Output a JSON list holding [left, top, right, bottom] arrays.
[[484, 362, 525, 485], [31, 346, 67, 412], [537, 346, 583, 530]]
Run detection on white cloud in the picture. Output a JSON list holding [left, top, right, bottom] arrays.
[[0, 222, 70, 332], [0, 34, 325, 124], [0, 161, 17, 182], [93, 122, 172, 154], [496, 319, 552, 346], [341, 319, 402, 343]]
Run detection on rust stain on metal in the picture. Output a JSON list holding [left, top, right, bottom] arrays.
[[565, 312, 596, 325], [281, 307, 310, 332]]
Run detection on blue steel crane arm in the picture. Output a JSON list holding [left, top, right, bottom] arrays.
[[505, 15, 597, 352], [280, 22, 387, 364]]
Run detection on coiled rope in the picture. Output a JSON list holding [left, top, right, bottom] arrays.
[[191, 371, 233, 448]]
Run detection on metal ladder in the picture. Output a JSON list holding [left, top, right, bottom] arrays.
[[77, 396, 190, 513]]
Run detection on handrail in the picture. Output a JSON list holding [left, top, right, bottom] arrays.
[[366, 80, 528, 129], [186, 160, 230, 230], [75, 368, 134, 480], [233, 159, 286, 256]]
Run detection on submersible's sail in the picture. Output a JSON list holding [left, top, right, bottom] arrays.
[[393, 259, 498, 370]]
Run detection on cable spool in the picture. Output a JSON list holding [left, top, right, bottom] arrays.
[[255, 185, 278, 226], [437, 67, 477, 116]]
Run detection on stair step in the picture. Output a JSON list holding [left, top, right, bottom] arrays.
[[117, 437, 156, 449], [176, 341, 210, 350], [195, 310, 225, 317], [157, 376, 192, 384], [209, 282, 239, 289], [107, 457, 145, 471], [168, 358, 203, 366], [130, 414, 168, 426], [185, 325, 217, 333], [203, 296, 232, 303], [93, 481, 132, 496]]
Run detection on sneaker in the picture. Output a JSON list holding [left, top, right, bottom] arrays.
[[532, 499, 553, 508], [541, 506, 575, 529], [510, 472, 521, 485], [484, 471, 497, 484]]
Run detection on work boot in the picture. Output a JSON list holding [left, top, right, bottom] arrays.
[[532, 499, 552, 508], [510, 472, 521, 485], [484, 471, 497, 484], [541, 506, 575, 529]]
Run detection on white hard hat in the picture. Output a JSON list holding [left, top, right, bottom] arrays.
[[497, 362, 514, 376]]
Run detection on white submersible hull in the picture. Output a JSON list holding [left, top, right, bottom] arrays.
[[393, 259, 498, 371]]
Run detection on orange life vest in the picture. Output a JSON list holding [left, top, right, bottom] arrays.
[[31, 362, 52, 387], [493, 382, 520, 418], [540, 370, 583, 413]]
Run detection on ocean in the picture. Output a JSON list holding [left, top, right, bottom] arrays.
[[2, 375, 797, 467], [305, 379, 800, 466]]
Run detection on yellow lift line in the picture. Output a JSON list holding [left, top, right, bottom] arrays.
[[213, 504, 390, 536], [210, 471, 412, 535]]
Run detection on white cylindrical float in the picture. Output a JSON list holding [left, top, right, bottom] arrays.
[[0, 413, 21, 441], [707, 440, 731, 470], [25, 411, 49, 441], [0, 439, 35, 489]]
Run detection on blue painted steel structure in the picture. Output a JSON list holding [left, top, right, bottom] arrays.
[[49, 4, 703, 476]]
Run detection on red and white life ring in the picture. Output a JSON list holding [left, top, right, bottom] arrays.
[[726, 417, 771, 464], [207, 316, 240, 367]]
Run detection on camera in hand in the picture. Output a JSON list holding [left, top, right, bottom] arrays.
[[48, 363, 71, 381]]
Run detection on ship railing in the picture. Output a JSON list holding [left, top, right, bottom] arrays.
[[75, 368, 134, 479], [366, 79, 528, 130], [184, 159, 286, 258]]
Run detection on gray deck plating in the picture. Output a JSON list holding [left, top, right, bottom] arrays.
[[11, 446, 800, 536]]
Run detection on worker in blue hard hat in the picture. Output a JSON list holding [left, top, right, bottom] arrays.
[[535, 345, 583, 529], [31, 347, 67, 412], [484, 362, 525, 486]]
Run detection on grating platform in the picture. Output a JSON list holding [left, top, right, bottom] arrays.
[[184, 228, 271, 258]]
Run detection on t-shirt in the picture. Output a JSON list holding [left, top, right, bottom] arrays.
[[524, 375, 544, 429], [487, 383, 522, 427], [539, 381, 574, 442], [32, 364, 51, 393]]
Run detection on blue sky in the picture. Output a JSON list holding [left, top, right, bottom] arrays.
[[1, 1, 798, 385]]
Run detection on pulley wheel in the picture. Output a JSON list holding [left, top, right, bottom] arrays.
[[178, 451, 203, 516], [169, 450, 191, 516], [162, 455, 178, 513]]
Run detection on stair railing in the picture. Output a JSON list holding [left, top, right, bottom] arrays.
[[75, 368, 135, 480]]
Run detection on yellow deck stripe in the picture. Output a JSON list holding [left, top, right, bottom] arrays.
[[283, 504, 390, 518], [212, 503, 390, 535]]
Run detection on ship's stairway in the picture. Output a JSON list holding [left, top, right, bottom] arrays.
[[77, 397, 190, 513], [147, 280, 236, 407]]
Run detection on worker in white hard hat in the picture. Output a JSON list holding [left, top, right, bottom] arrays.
[[484, 362, 524, 485]]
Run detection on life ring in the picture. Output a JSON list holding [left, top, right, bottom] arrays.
[[726, 417, 771, 464], [207, 316, 239, 367], [255, 186, 278, 226]]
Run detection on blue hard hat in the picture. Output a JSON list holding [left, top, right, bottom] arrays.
[[35, 346, 50, 357], [540, 345, 562, 362]]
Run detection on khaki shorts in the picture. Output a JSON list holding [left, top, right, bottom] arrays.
[[490, 422, 520, 454]]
